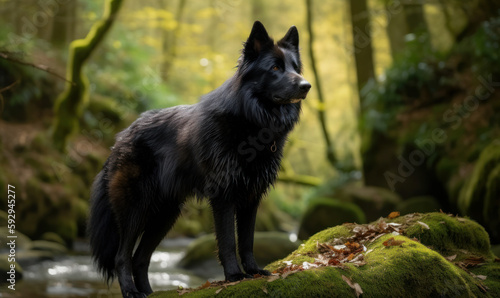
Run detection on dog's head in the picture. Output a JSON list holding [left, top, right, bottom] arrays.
[[238, 21, 311, 105]]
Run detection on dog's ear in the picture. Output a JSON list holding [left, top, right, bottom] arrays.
[[278, 26, 299, 50], [243, 21, 273, 60]]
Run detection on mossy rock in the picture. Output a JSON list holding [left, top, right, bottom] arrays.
[[396, 196, 441, 215], [336, 185, 401, 222], [153, 213, 499, 297], [298, 198, 365, 240], [484, 164, 500, 242], [40, 232, 67, 246], [178, 232, 300, 276], [458, 142, 500, 225], [30, 240, 67, 255], [0, 227, 32, 251]]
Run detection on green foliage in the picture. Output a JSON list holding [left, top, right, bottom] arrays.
[[464, 13, 500, 75]]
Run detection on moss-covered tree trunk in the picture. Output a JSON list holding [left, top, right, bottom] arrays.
[[52, 0, 124, 151]]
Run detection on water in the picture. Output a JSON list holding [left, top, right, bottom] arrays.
[[3, 239, 212, 298]]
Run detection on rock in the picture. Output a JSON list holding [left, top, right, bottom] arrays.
[[15, 250, 54, 267], [30, 240, 67, 255], [152, 213, 499, 297], [458, 141, 500, 242], [40, 232, 67, 246], [298, 198, 365, 240], [335, 185, 401, 221], [0, 256, 23, 283], [178, 232, 300, 278], [396, 196, 441, 215], [0, 227, 32, 252]]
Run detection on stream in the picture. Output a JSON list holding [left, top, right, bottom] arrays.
[[8, 238, 219, 298]]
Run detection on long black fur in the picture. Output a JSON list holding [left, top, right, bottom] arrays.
[[88, 21, 311, 298]]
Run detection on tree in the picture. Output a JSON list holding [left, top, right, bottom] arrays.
[[159, 0, 187, 81], [305, 0, 337, 168], [52, 0, 124, 151], [349, 0, 376, 98]]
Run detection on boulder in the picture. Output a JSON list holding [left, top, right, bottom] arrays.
[[396, 196, 441, 215], [152, 213, 499, 297], [335, 185, 401, 221], [298, 198, 365, 240]]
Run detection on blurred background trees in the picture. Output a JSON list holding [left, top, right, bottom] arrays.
[[0, 0, 499, 250]]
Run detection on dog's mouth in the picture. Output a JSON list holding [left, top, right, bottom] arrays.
[[273, 95, 307, 104]]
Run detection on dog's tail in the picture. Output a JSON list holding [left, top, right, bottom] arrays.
[[88, 170, 119, 284]]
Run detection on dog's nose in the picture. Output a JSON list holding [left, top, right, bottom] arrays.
[[299, 80, 311, 92]]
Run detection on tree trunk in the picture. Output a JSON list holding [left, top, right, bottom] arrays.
[[52, 0, 124, 151], [384, 0, 408, 57], [51, 0, 77, 48], [160, 0, 187, 81], [349, 0, 377, 182], [349, 0, 376, 97], [305, 0, 337, 168], [403, 2, 429, 34]]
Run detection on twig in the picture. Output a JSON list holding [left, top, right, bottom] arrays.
[[0, 80, 20, 115], [0, 52, 75, 85]]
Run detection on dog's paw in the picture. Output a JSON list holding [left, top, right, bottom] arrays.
[[226, 272, 253, 282], [124, 291, 148, 298], [245, 268, 271, 277]]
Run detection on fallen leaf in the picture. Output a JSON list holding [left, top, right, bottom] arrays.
[[215, 288, 223, 294], [253, 274, 262, 278], [177, 288, 192, 296], [475, 275, 487, 280], [200, 281, 211, 289], [387, 211, 400, 219], [445, 254, 457, 261], [383, 237, 405, 247], [417, 221, 430, 230], [262, 286, 268, 294], [342, 275, 364, 298], [456, 217, 466, 223], [347, 253, 355, 261], [464, 256, 485, 266], [267, 275, 280, 282]]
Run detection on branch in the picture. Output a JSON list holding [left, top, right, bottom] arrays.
[[0, 80, 20, 114], [0, 52, 75, 85], [278, 174, 322, 187]]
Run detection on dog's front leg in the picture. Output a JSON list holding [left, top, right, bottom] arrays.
[[210, 199, 252, 281], [236, 200, 271, 277]]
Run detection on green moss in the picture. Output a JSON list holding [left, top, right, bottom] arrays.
[[153, 220, 493, 297], [484, 164, 500, 241], [266, 225, 351, 272], [403, 213, 493, 258], [458, 142, 500, 222], [298, 198, 365, 240]]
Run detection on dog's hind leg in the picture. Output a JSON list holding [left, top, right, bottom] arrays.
[[236, 200, 271, 276], [114, 208, 149, 298], [132, 203, 182, 294]]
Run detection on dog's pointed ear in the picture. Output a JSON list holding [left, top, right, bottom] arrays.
[[278, 25, 299, 50], [243, 21, 273, 60]]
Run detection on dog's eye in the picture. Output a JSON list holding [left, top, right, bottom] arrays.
[[271, 65, 280, 71]]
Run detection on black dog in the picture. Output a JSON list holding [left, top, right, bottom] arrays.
[[88, 21, 310, 297]]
